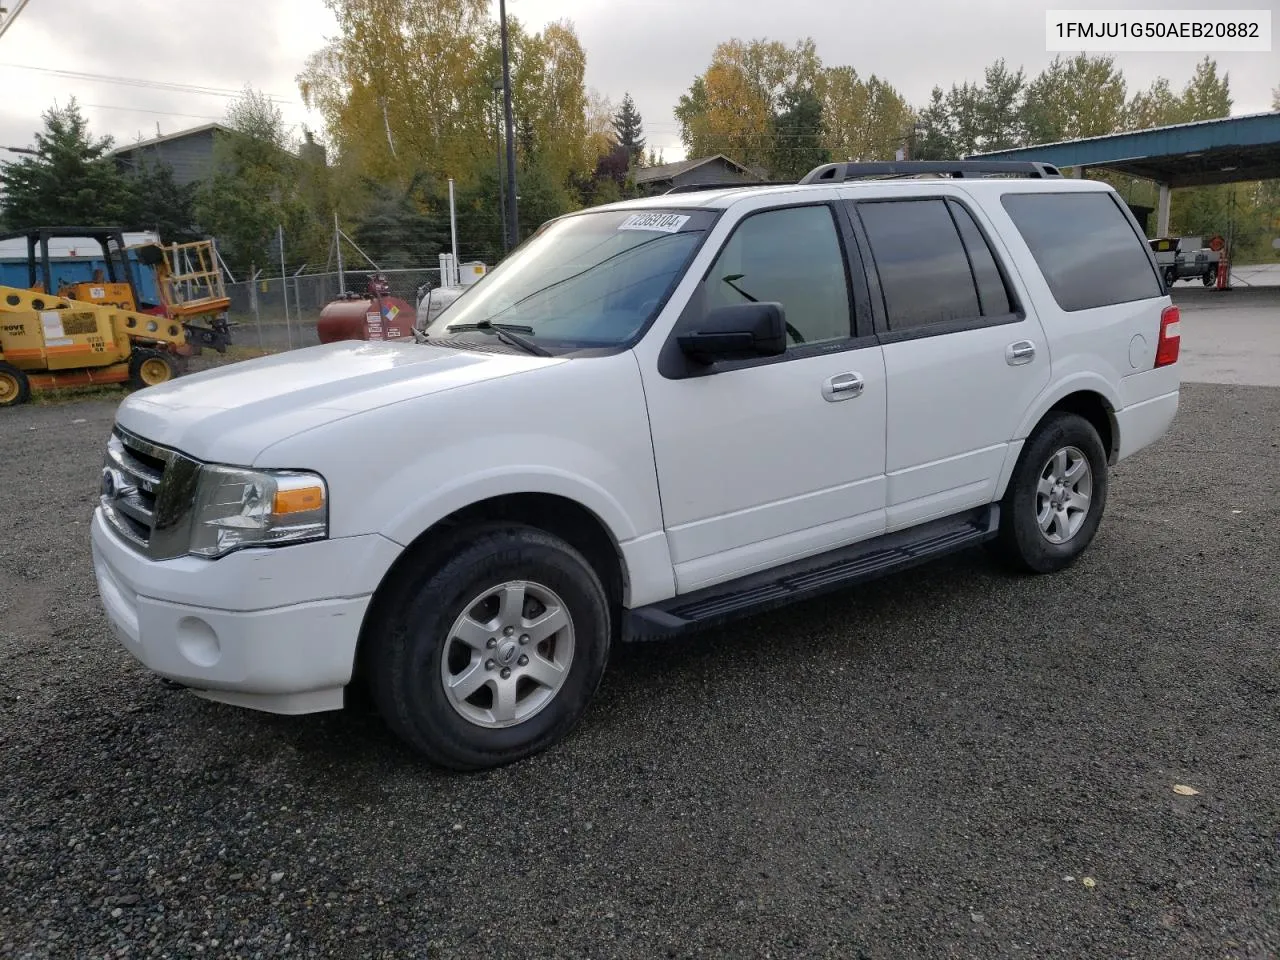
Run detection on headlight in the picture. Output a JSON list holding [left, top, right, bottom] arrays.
[[189, 466, 328, 558]]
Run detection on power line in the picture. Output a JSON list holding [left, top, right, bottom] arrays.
[[0, 62, 294, 102], [86, 103, 226, 122]]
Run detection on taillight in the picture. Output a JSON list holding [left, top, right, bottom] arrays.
[[1155, 305, 1180, 367]]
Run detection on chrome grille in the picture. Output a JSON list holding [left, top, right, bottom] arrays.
[[100, 427, 201, 559]]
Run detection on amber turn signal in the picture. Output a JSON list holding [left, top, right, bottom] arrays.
[[272, 485, 325, 516]]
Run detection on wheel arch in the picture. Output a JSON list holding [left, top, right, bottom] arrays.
[[353, 492, 630, 690], [998, 382, 1120, 499], [1016, 376, 1120, 457], [1044, 390, 1118, 464]]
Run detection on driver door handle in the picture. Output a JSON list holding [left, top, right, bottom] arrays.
[[822, 372, 864, 402]]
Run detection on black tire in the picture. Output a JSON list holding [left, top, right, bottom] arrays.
[[1163, 266, 1177, 288], [990, 412, 1109, 575], [0, 361, 31, 407], [128, 349, 179, 390], [1202, 270, 1216, 287], [366, 524, 611, 771]]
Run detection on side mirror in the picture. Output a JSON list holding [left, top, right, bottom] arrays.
[[677, 302, 787, 365]]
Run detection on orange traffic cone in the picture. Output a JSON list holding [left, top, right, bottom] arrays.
[[1215, 256, 1230, 291]]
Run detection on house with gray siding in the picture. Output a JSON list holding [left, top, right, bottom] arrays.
[[633, 154, 761, 193], [110, 123, 228, 187]]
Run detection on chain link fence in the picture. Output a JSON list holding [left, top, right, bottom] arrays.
[[225, 268, 444, 351]]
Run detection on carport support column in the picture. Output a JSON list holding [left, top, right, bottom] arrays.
[[1157, 183, 1171, 237]]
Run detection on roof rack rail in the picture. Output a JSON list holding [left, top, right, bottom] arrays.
[[798, 160, 1063, 184], [663, 180, 794, 195]]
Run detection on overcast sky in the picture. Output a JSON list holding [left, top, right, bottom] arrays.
[[1, 0, 1275, 165]]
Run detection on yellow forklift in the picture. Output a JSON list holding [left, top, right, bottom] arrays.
[[0, 226, 232, 407]]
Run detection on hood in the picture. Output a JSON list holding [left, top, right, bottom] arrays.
[[115, 340, 563, 465]]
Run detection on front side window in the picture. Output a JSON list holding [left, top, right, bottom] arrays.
[[425, 208, 715, 349], [702, 204, 853, 347]]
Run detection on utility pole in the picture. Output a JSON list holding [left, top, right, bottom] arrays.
[[334, 210, 345, 295], [278, 225, 292, 349], [448, 178, 459, 285], [499, 0, 519, 248], [0, 0, 33, 41], [493, 80, 509, 253]]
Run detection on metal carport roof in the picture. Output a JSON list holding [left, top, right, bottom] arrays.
[[969, 111, 1280, 188]]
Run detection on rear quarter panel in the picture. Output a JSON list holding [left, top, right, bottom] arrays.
[[972, 182, 1174, 444]]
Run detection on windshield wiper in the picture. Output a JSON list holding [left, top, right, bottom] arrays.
[[445, 320, 551, 357]]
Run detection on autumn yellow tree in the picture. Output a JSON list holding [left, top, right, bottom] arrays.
[[299, 1, 600, 203], [299, 0, 496, 190], [675, 38, 823, 172], [821, 67, 913, 161], [509, 20, 594, 186]]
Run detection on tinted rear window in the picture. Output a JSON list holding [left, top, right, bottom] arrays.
[[858, 198, 980, 330], [1001, 192, 1162, 311]]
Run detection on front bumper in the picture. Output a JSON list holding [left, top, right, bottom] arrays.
[[90, 508, 401, 714]]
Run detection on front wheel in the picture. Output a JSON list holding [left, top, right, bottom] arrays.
[[366, 525, 611, 770], [0, 362, 31, 407], [991, 412, 1109, 574], [128, 349, 179, 389], [1163, 266, 1178, 288]]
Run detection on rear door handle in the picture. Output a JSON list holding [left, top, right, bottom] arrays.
[[822, 372, 864, 402], [1006, 340, 1036, 365]]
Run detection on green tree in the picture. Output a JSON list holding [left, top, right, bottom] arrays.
[[611, 92, 645, 163], [770, 85, 828, 178], [943, 81, 983, 157], [912, 86, 957, 159], [975, 59, 1025, 151], [1181, 56, 1232, 121], [1021, 54, 1126, 143], [196, 87, 327, 275], [349, 173, 449, 269], [0, 98, 135, 229], [122, 158, 199, 241], [1124, 76, 1183, 129]]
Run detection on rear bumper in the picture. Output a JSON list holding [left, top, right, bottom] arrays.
[[90, 509, 399, 714], [1115, 389, 1179, 462]]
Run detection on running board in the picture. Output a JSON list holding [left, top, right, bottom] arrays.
[[623, 506, 999, 641]]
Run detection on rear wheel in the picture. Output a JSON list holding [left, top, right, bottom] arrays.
[[1202, 269, 1216, 287], [991, 412, 1109, 574], [0, 362, 31, 407], [366, 524, 611, 770], [1163, 266, 1178, 288], [128, 349, 178, 389]]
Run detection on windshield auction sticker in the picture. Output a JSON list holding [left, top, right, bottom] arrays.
[[618, 213, 692, 233]]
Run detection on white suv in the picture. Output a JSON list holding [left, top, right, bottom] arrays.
[[91, 161, 1181, 770]]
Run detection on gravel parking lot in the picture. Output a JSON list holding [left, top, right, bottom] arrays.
[[2, 367, 1279, 955]]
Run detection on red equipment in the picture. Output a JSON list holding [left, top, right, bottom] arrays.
[[317, 275, 413, 344]]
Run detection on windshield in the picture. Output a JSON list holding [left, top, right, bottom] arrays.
[[424, 208, 716, 349]]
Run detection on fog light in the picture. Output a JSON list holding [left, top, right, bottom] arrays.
[[177, 616, 220, 667]]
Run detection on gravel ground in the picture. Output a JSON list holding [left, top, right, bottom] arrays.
[[1, 382, 1278, 959]]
